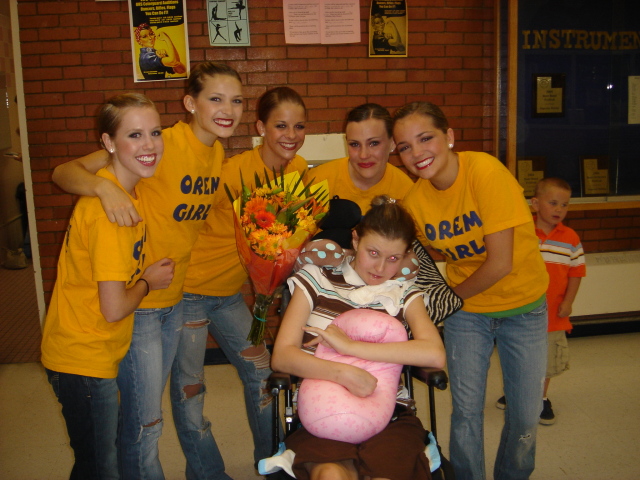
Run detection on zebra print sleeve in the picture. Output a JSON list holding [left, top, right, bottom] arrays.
[[411, 240, 463, 325]]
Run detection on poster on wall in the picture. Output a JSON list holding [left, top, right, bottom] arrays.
[[532, 73, 565, 118], [517, 157, 546, 198], [581, 156, 610, 196], [282, 0, 360, 45], [128, 0, 189, 82], [207, 0, 251, 46], [628, 76, 640, 124], [369, 0, 407, 57]]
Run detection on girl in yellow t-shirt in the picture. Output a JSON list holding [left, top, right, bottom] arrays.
[[41, 93, 174, 479], [393, 101, 549, 480], [179, 86, 309, 468], [50, 63, 244, 479], [310, 103, 413, 216]]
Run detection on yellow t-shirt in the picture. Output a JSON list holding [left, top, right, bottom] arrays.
[[41, 169, 147, 378], [184, 147, 308, 296], [309, 157, 413, 213], [404, 151, 549, 313], [137, 121, 224, 308]]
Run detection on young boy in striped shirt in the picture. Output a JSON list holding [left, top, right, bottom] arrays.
[[497, 177, 586, 424]]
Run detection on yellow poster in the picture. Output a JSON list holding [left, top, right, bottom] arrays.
[[128, 0, 190, 82], [369, 0, 407, 57]]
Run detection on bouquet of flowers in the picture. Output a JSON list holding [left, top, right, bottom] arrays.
[[226, 169, 329, 346]]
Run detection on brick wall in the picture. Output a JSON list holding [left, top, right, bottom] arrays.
[[15, 0, 639, 345], [565, 209, 640, 253]]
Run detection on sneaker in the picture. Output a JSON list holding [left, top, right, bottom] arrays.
[[539, 398, 556, 425], [495, 395, 506, 410]]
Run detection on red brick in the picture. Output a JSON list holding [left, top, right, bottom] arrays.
[[39, 28, 80, 42], [40, 53, 82, 67], [447, 20, 485, 33], [408, 70, 445, 82], [328, 96, 367, 109], [409, 45, 446, 57], [582, 229, 616, 241], [446, 45, 483, 57], [83, 77, 125, 91], [426, 57, 463, 70], [18, 15, 60, 29], [308, 109, 348, 122], [618, 208, 640, 216], [20, 41, 61, 56], [427, 33, 465, 45], [602, 217, 633, 228], [42, 79, 84, 93], [386, 58, 426, 70], [616, 228, 640, 239], [444, 93, 484, 106], [247, 72, 287, 85], [597, 239, 632, 251], [38, 2, 79, 15], [286, 46, 328, 59], [309, 58, 349, 71], [329, 71, 365, 83], [425, 83, 462, 94], [427, 8, 467, 20], [23, 68, 63, 82], [346, 58, 386, 70], [446, 69, 484, 82], [267, 59, 307, 72], [247, 47, 287, 60], [47, 130, 87, 144], [368, 70, 406, 83], [44, 107, 85, 123], [307, 84, 347, 97], [410, 20, 446, 33], [60, 13, 100, 27], [388, 83, 425, 95], [290, 71, 329, 84], [326, 45, 367, 58]]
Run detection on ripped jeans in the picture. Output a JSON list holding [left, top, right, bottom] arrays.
[[177, 292, 275, 478], [444, 303, 548, 480], [117, 302, 185, 480]]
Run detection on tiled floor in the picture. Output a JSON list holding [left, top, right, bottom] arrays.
[[0, 331, 638, 479], [0, 261, 41, 364]]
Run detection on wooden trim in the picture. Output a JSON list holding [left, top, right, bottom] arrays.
[[494, 0, 501, 159], [568, 201, 640, 211], [528, 200, 640, 212], [506, 0, 518, 176]]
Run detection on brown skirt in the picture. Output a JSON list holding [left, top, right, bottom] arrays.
[[285, 408, 432, 480]]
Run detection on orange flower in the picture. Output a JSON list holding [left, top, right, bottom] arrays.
[[244, 196, 269, 216], [254, 210, 276, 228]]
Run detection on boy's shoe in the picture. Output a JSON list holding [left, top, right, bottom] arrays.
[[495, 396, 506, 410], [539, 398, 556, 425]]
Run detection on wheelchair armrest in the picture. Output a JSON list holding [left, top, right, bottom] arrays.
[[411, 367, 449, 391], [269, 372, 293, 391]]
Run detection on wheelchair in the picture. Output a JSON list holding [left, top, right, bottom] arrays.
[[261, 200, 460, 478], [264, 364, 455, 479]]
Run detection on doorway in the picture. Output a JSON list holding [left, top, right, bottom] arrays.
[[0, 0, 43, 364]]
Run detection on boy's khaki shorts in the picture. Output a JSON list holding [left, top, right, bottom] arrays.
[[546, 330, 570, 378]]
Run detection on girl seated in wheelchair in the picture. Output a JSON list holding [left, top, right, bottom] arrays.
[[271, 195, 446, 480]]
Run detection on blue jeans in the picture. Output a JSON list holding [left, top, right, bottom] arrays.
[[444, 303, 548, 480], [116, 302, 185, 480], [46, 369, 119, 480], [176, 292, 275, 478]]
